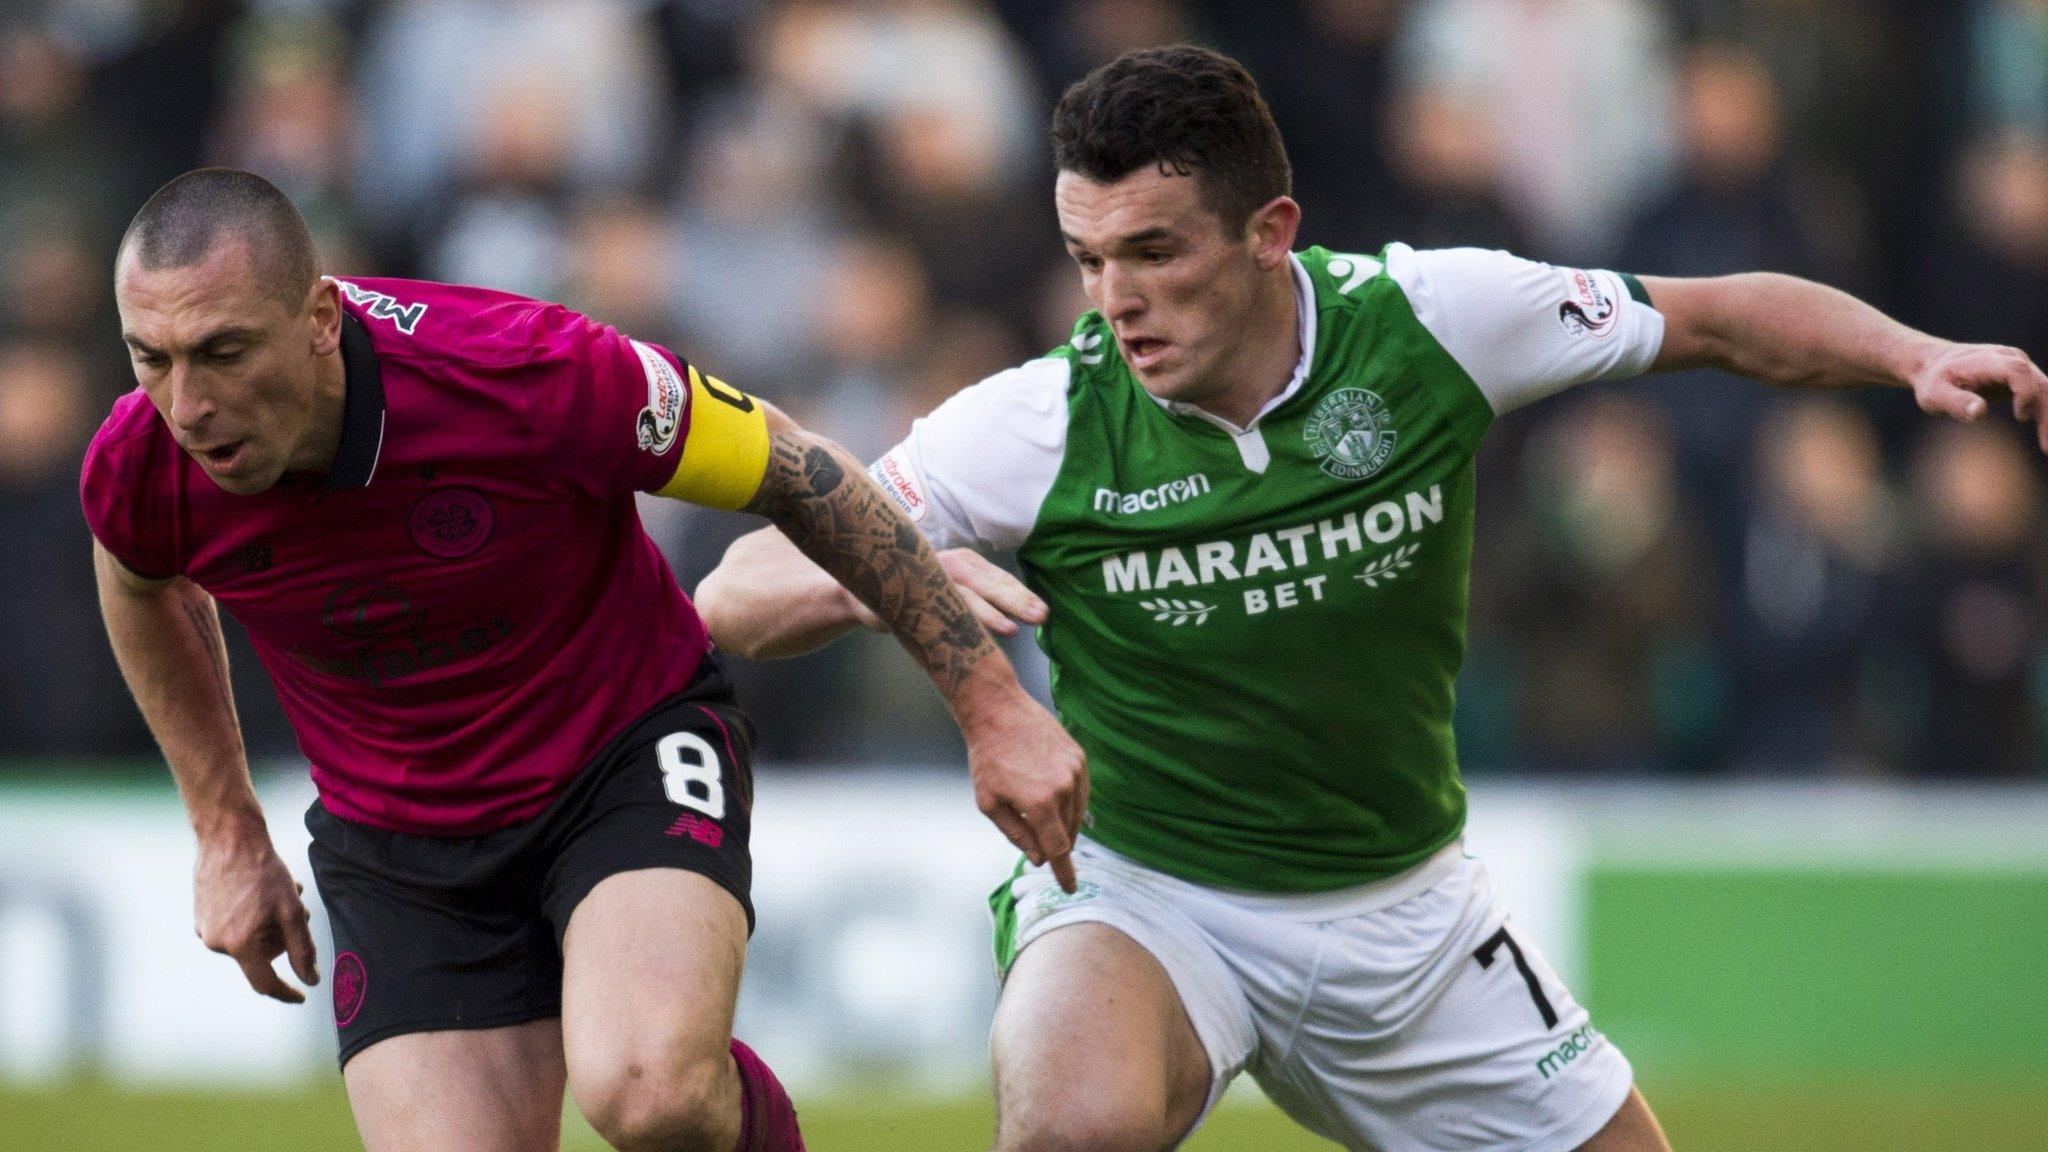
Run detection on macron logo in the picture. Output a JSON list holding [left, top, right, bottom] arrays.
[[1094, 473, 1212, 517]]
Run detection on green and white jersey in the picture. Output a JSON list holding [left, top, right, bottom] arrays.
[[870, 245, 1664, 891]]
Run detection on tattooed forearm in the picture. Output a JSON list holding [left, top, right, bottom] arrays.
[[743, 430, 995, 693], [180, 595, 236, 717], [803, 444, 846, 495]]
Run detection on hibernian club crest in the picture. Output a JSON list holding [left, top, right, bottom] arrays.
[[1305, 387, 1397, 480]]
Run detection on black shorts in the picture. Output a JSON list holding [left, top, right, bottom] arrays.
[[306, 661, 756, 1067]]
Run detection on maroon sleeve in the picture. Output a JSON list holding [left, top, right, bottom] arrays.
[[522, 303, 694, 499], [79, 395, 181, 578]]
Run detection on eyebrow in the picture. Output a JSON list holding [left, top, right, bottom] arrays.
[[1063, 227, 1178, 251], [123, 325, 262, 355]]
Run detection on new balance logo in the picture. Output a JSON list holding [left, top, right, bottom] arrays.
[[665, 812, 725, 847]]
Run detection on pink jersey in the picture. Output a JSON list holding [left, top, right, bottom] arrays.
[[83, 277, 763, 835]]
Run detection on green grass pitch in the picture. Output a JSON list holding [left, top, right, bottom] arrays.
[[2, 1077, 2044, 1150]]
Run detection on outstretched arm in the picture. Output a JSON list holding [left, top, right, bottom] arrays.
[[1643, 273, 2048, 451], [698, 527, 873, 660], [730, 403, 1083, 886], [700, 527, 1047, 660], [92, 541, 319, 1003]]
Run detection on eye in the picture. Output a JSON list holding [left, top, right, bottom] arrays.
[[209, 348, 245, 365], [1074, 253, 1103, 273], [1142, 250, 1173, 265]]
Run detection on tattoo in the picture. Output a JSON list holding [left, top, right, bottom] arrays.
[[801, 445, 844, 496], [181, 596, 235, 714], [744, 430, 993, 693]]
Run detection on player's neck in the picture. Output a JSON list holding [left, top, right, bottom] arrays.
[[1192, 262, 1302, 429], [291, 347, 351, 475]]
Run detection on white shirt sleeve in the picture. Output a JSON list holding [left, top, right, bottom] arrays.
[[1385, 242, 1666, 415], [867, 357, 1071, 554]]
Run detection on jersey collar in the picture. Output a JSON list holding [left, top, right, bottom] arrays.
[[327, 310, 388, 489], [1151, 252, 1318, 435]]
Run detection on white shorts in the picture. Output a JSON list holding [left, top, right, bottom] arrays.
[[997, 838, 1633, 1152]]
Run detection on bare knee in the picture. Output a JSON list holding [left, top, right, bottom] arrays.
[[996, 1067, 1192, 1152], [576, 1049, 736, 1152], [997, 1097, 1182, 1152]]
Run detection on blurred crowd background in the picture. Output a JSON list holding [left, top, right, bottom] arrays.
[[1, 0, 2044, 780]]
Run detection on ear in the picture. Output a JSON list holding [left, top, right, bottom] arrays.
[[1247, 196, 1301, 271], [307, 278, 343, 357]]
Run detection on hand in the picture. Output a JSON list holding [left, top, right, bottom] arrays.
[[194, 817, 320, 1004], [851, 549, 1050, 638], [964, 686, 1089, 893], [1909, 341, 2048, 453]]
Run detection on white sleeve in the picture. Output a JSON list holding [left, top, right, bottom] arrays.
[[866, 357, 1071, 554], [1386, 242, 1666, 415]]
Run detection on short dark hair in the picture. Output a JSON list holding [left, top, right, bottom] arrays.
[[1050, 44, 1292, 237], [120, 168, 318, 310]]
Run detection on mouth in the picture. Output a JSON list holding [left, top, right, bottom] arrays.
[[1123, 336, 1173, 370], [194, 440, 248, 471]]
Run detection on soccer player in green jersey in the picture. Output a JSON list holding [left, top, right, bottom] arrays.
[[695, 45, 2048, 1152]]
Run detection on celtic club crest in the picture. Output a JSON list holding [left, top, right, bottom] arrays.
[[1305, 387, 1397, 480]]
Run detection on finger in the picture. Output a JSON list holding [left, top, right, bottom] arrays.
[[1024, 804, 1074, 868], [983, 800, 1046, 866], [962, 587, 1019, 637], [1920, 379, 1986, 421], [1050, 851, 1078, 895], [236, 952, 305, 1005], [2003, 359, 2041, 422], [958, 554, 1048, 625], [283, 906, 321, 986], [947, 551, 1048, 626], [1072, 761, 1091, 834], [2019, 363, 2048, 452]]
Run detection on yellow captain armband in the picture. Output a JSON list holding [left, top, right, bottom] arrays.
[[656, 366, 771, 509]]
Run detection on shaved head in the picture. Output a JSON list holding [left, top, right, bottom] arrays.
[[114, 168, 346, 496], [120, 168, 318, 311]]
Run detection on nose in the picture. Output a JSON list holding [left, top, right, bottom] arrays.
[[166, 365, 214, 434], [1098, 261, 1145, 323]]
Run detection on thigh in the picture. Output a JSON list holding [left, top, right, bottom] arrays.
[[307, 807, 562, 1068], [539, 690, 757, 938], [1576, 1086, 1670, 1152], [1258, 856, 1635, 1152], [559, 869, 749, 1140], [993, 923, 1215, 1152], [543, 689, 757, 1099], [344, 1019, 566, 1152]]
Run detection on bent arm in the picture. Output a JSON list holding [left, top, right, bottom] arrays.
[[94, 541, 320, 1000], [93, 540, 262, 840], [726, 404, 1084, 874], [697, 526, 874, 660], [735, 402, 1006, 700]]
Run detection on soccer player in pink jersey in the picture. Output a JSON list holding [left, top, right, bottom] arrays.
[[82, 168, 1088, 1152]]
